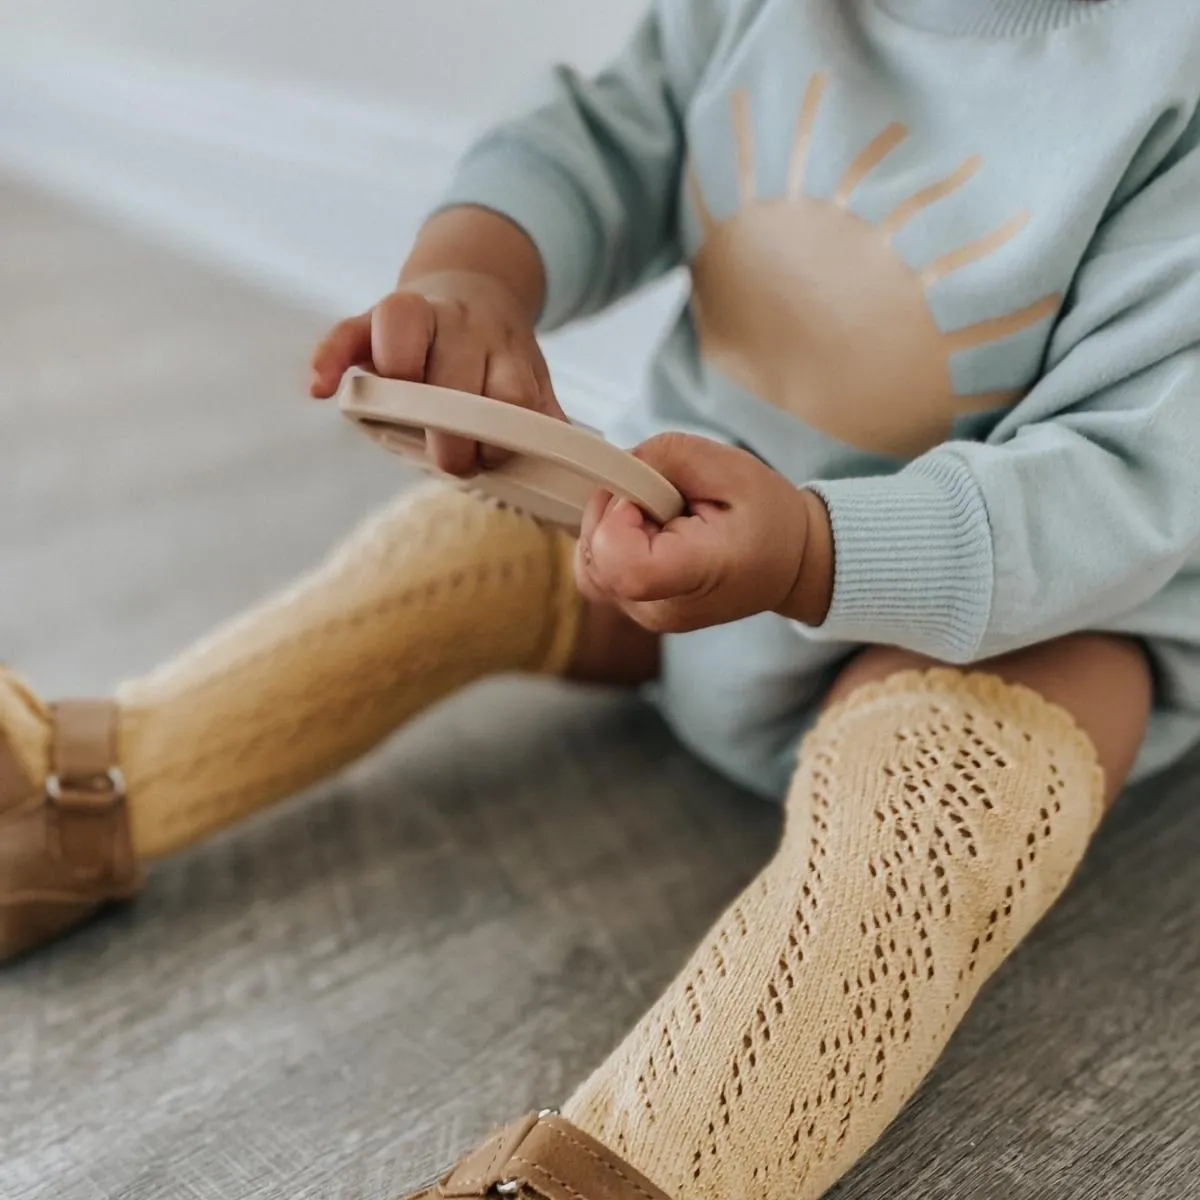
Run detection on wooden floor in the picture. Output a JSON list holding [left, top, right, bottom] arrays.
[[2, 178, 1199, 1199]]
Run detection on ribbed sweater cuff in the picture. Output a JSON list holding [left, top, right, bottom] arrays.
[[805, 454, 995, 662]]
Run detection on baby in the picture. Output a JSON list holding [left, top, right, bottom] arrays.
[[4, 1, 1200, 1196]]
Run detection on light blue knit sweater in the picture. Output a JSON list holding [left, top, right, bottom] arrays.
[[442, 0, 1200, 782]]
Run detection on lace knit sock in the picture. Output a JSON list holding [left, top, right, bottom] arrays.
[[0, 485, 580, 860], [564, 669, 1104, 1200]]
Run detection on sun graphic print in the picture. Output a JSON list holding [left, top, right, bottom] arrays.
[[686, 72, 1061, 458]]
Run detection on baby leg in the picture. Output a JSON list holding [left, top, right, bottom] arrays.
[[561, 633, 1149, 1199], [3, 486, 657, 959]]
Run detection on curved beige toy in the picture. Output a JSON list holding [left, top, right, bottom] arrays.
[[338, 372, 685, 531]]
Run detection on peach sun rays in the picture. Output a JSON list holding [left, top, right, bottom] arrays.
[[686, 72, 1060, 457]]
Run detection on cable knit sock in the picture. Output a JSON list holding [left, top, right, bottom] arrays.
[[0, 675, 52, 799], [1, 485, 580, 861], [564, 669, 1105, 1200]]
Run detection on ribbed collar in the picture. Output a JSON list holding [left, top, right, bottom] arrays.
[[874, 0, 1127, 37]]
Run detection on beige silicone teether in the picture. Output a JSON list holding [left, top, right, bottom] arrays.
[[337, 372, 685, 532]]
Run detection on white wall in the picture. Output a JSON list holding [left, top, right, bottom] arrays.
[[0, 0, 681, 416], [0, 0, 647, 121]]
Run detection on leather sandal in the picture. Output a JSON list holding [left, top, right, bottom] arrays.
[[0, 699, 142, 962], [401, 1111, 676, 1200]]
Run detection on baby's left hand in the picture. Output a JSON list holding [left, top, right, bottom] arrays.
[[575, 433, 832, 634]]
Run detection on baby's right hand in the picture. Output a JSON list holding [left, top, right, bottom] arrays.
[[309, 269, 567, 476]]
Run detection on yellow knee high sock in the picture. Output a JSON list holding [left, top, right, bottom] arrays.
[[564, 669, 1104, 1200], [1, 485, 580, 861]]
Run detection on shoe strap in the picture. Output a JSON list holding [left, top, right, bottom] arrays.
[[424, 1111, 675, 1200], [46, 700, 140, 893]]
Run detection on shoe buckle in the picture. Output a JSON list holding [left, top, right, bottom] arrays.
[[45, 766, 127, 812]]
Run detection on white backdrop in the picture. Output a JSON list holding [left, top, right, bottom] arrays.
[[0, 0, 647, 120], [0, 0, 682, 417]]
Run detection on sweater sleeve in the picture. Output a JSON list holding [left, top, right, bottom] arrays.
[[803, 116, 1200, 664], [437, 1, 726, 330]]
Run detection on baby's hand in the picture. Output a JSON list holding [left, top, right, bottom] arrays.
[[308, 269, 566, 475], [575, 434, 832, 633]]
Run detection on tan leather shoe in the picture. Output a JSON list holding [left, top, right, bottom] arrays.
[[1, 699, 141, 962], [400, 1110, 676, 1200]]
